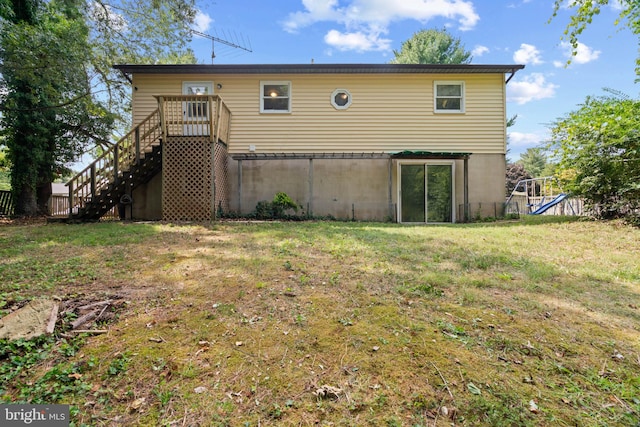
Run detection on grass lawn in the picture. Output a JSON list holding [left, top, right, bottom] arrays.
[[0, 217, 639, 426]]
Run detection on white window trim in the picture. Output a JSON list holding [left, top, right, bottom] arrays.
[[396, 160, 456, 224], [434, 81, 465, 114], [182, 81, 214, 95], [260, 81, 291, 114], [331, 88, 352, 110]]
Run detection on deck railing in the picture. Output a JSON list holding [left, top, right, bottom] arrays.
[[155, 95, 231, 143]]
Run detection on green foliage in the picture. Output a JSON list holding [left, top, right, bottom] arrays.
[[390, 28, 472, 64], [1, 0, 115, 214], [548, 92, 640, 221], [0, 0, 196, 216], [505, 162, 532, 196], [551, 0, 640, 79], [253, 192, 300, 219], [107, 352, 130, 376], [517, 147, 548, 178]]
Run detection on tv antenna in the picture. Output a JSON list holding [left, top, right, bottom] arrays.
[[191, 29, 252, 63]]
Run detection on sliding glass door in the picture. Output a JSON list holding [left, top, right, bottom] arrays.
[[400, 163, 453, 223]]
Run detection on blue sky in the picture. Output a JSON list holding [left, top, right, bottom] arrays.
[[188, 0, 638, 161]]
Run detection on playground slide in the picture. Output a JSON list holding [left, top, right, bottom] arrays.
[[530, 193, 569, 215]]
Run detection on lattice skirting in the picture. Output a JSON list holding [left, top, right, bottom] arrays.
[[162, 136, 213, 221], [214, 142, 230, 215]]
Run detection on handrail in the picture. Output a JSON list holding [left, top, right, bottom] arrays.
[[66, 109, 162, 217]]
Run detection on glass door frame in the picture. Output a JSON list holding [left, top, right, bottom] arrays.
[[396, 160, 456, 224]]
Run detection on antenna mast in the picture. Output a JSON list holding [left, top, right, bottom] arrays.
[[191, 29, 252, 64]]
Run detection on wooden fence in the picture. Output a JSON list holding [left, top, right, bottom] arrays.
[[0, 190, 13, 216]]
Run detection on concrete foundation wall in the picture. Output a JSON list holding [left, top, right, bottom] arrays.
[[228, 154, 506, 222], [130, 153, 506, 223], [228, 158, 392, 220], [465, 153, 506, 218], [131, 173, 162, 220]]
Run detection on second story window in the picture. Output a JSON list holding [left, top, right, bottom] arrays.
[[434, 81, 464, 113], [261, 81, 291, 113]]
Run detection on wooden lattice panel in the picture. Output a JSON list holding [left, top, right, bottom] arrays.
[[162, 136, 212, 221], [214, 142, 230, 216]]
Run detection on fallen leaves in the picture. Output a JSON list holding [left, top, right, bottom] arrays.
[[313, 384, 342, 400]]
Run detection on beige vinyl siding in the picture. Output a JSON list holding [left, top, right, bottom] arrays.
[[131, 72, 507, 155]]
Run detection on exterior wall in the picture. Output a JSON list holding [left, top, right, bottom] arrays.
[[228, 153, 505, 222], [229, 158, 392, 220], [131, 173, 162, 220], [129, 69, 509, 222], [463, 153, 506, 219], [131, 72, 507, 155]]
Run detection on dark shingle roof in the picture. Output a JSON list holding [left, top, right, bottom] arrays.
[[114, 63, 524, 76]]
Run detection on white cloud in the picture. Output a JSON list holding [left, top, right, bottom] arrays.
[[284, 0, 479, 52], [471, 45, 489, 57], [557, 41, 601, 65], [610, 0, 624, 10], [325, 29, 391, 52], [507, 73, 558, 105], [513, 43, 543, 65], [508, 131, 543, 147], [561, 0, 623, 11], [194, 10, 213, 32]]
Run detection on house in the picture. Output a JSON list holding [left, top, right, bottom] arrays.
[[66, 63, 524, 223]]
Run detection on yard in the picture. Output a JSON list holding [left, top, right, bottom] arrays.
[[0, 217, 639, 426]]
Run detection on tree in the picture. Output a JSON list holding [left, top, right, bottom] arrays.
[[505, 163, 532, 196], [517, 147, 548, 178], [551, 0, 640, 78], [505, 114, 518, 163], [390, 28, 472, 64], [0, 144, 9, 191], [0, 0, 196, 216], [548, 92, 640, 220]]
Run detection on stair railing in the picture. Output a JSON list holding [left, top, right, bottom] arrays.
[[66, 109, 162, 217]]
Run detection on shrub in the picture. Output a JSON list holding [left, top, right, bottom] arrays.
[[253, 192, 299, 220]]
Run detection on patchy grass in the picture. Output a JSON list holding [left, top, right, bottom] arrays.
[[1, 217, 639, 426]]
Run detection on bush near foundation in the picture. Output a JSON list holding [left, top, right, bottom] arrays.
[[253, 192, 300, 219]]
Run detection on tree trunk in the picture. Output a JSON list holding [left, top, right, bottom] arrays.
[[14, 184, 38, 217], [37, 182, 52, 215]]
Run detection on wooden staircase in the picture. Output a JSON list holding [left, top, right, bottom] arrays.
[[64, 95, 231, 222], [65, 109, 162, 221]]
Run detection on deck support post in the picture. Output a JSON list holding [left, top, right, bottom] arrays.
[[463, 156, 469, 222], [135, 128, 141, 164], [308, 159, 313, 217], [68, 182, 74, 218], [237, 159, 243, 215], [211, 141, 216, 221], [388, 158, 393, 221], [90, 164, 96, 199], [113, 145, 119, 185]]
